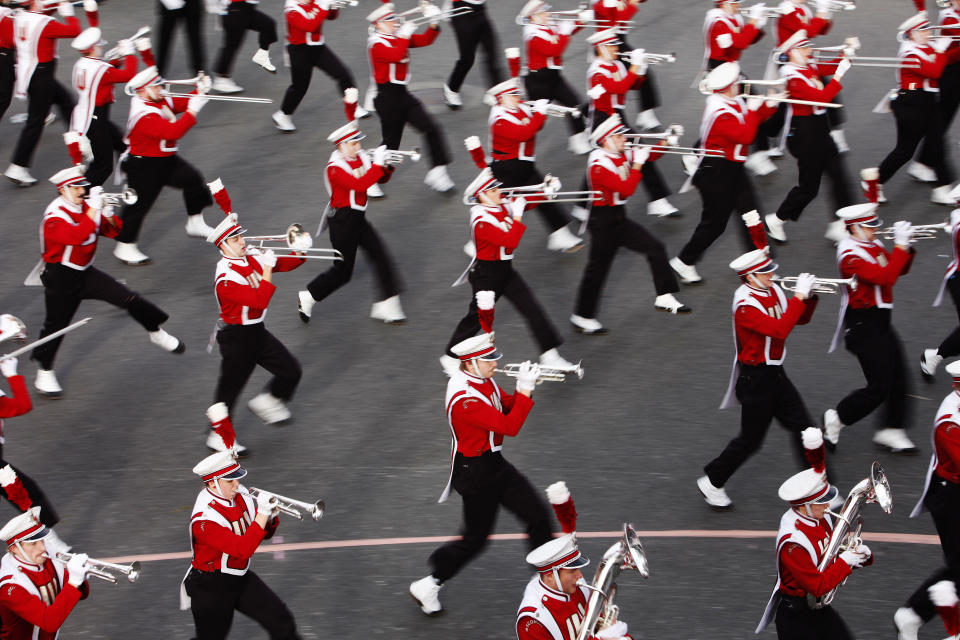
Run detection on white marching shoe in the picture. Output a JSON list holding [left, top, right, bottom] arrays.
[[546, 226, 584, 253], [873, 428, 917, 454], [654, 293, 692, 314], [297, 290, 316, 323], [252, 48, 276, 73], [907, 161, 937, 183], [822, 409, 844, 448], [272, 110, 296, 132], [439, 354, 460, 377], [370, 295, 406, 324], [766, 144, 783, 158], [367, 183, 385, 198], [893, 607, 923, 640], [635, 109, 662, 131], [646, 198, 679, 217], [149, 328, 185, 353], [442, 83, 462, 110], [765, 213, 787, 243], [424, 165, 455, 193], [538, 348, 579, 372], [212, 76, 244, 93], [185, 214, 214, 238], [4, 164, 36, 187], [569, 314, 607, 335], [669, 257, 703, 285], [570, 205, 589, 222], [829, 128, 850, 153], [205, 430, 249, 456], [921, 348, 943, 380], [745, 151, 777, 176], [409, 575, 443, 615], [355, 105, 370, 119], [34, 369, 62, 398], [113, 242, 151, 265], [931, 185, 955, 205], [697, 475, 732, 510], [825, 220, 847, 244], [567, 131, 591, 155], [248, 392, 291, 424]]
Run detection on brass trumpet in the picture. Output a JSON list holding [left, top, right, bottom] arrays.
[[100, 188, 138, 206], [877, 222, 950, 240], [384, 148, 421, 164], [523, 102, 581, 118], [618, 51, 677, 65], [739, 6, 783, 18], [49, 552, 141, 584], [775, 276, 857, 294], [244, 224, 343, 261], [245, 487, 325, 522], [496, 362, 584, 383]]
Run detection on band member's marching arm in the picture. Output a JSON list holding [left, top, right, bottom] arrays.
[[776, 0, 833, 45]]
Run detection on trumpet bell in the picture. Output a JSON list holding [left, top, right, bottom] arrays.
[[125, 561, 142, 583], [121, 188, 138, 205], [870, 461, 893, 515]]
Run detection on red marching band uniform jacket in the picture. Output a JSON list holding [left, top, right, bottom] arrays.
[[775, 1, 830, 46], [489, 103, 545, 163], [588, 58, 641, 116], [124, 93, 196, 157], [898, 41, 947, 92], [284, 0, 336, 46], [699, 94, 777, 162], [0, 9, 13, 51], [188, 486, 278, 575], [40, 196, 120, 271], [935, 209, 960, 307], [911, 390, 960, 518], [0, 551, 89, 640], [0, 371, 31, 447], [516, 576, 592, 640], [938, 7, 960, 65], [70, 54, 137, 134], [367, 27, 439, 86], [523, 23, 571, 71], [587, 148, 642, 207], [214, 253, 305, 326], [12, 10, 80, 98], [590, 0, 639, 31], [733, 283, 815, 367], [702, 8, 761, 64], [780, 62, 842, 117], [324, 149, 384, 211]]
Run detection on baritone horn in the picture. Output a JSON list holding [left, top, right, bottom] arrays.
[[496, 361, 585, 383], [100, 188, 138, 206], [775, 276, 857, 294], [49, 552, 141, 584], [244, 224, 344, 261], [878, 222, 949, 240], [246, 487, 325, 522]]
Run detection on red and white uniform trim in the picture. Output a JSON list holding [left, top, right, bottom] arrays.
[[324, 149, 384, 211], [590, 0, 638, 31], [489, 103, 545, 162], [587, 148, 641, 207], [0, 552, 87, 640], [523, 23, 569, 71], [779, 62, 841, 118], [775, 0, 830, 46], [911, 390, 960, 517], [13, 11, 80, 98], [70, 54, 137, 134], [124, 95, 196, 157], [367, 28, 439, 86], [40, 196, 120, 271], [898, 41, 945, 92], [587, 58, 639, 115], [516, 575, 590, 640], [284, 0, 333, 46], [702, 8, 760, 65], [214, 253, 304, 325], [699, 93, 776, 163], [0, 374, 30, 446]]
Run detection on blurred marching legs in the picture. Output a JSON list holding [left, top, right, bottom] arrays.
[[893, 607, 923, 640], [872, 428, 917, 454], [538, 348, 578, 371], [546, 226, 583, 253], [821, 409, 844, 448], [569, 314, 606, 335], [212, 76, 244, 94], [297, 290, 315, 323], [931, 185, 955, 205], [830, 128, 850, 154], [409, 575, 443, 615], [647, 197, 679, 217], [205, 430, 249, 456], [113, 242, 151, 266], [443, 84, 462, 110], [765, 213, 787, 243], [669, 257, 703, 285], [185, 214, 214, 238], [149, 328, 185, 353], [744, 151, 776, 176], [654, 293, 691, 314], [370, 295, 406, 324], [34, 369, 62, 398], [635, 109, 662, 132]]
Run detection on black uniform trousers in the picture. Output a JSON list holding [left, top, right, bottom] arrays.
[[906, 474, 960, 620], [213, 1, 278, 77], [374, 83, 451, 168], [775, 596, 854, 640], [704, 364, 812, 488], [11, 62, 74, 168], [117, 154, 212, 243], [574, 204, 678, 318], [85, 104, 126, 187], [429, 451, 553, 583], [279, 43, 354, 116], [937, 274, 960, 357], [775, 114, 854, 222], [919, 62, 960, 167], [523, 68, 586, 135], [879, 90, 953, 187], [446, 260, 561, 356], [305, 207, 401, 303], [490, 159, 570, 233], [677, 157, 758, 265], [214, 323, 301, 414], [155, 0, 206, 76], [590, 109, 670, 201], [185, 569, 299, 640], [836, 308, 911, 430], [0, 453, 59, 527], [32, 263, 168, 370], [0, 48, 13, 125], [446, 1, 503, 93]]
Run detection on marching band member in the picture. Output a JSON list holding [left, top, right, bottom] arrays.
[[3, 0, 81, 187], [441, 169, 578, 374], [894, 360, 960, 640], [211, 0, 277, 94], [670, 62, 777, 286], [519, 1, 590, 153], [410, 333, 553, 616], [272, 0, 360, 133], [484, 79, 583, 252], [0, 507, 90, 640], [442, 0, 505, 110], [571, 115, 689, 335], [113, 65, 214, 265], [697, 250, 818, 510], [182, 451, 300, 639], [874, 12, 956, 205], [764, 32, 855, 245], [367, 3, 455, 193], [32, 167, 183, 398], [0, 5, 14, 126], [923, 196, 960, 378], [756, 441, 873, 640], [155, 0, 206, 77], [585, 29, 678, 218], [297, 122, 406, 326], [206, 186, 305, 436], [823, 203, 917, 454], [67, 29, 146, 187]]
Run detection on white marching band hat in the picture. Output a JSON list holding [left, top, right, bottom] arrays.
[[836, 202, 882, 228], [486, 78, 522, 103], [777, 29, 810, 55], [700, 61, 741, 93], [778, 468, 839, 506], [207, 212, 246, 245], [899, 11, 930, 36], [72, 27, 104, 52], [450, 331, 503, 361], [526, 533, 590, 572], [464, 167, 501, 202], [519, 0, 551, 19], [125, 65, 161, 96], [729, 248, 778, 277], [193, 450, 247, 483], [0, 507, 51, 547], [367, 3, 397, 23], [49, 165, 90, 189], [328, 121, 365, 145], [586, 28, 622, 47], [589, 113, 629, 147]]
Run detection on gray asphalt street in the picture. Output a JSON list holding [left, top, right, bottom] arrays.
[[0, 0, 957, 637]]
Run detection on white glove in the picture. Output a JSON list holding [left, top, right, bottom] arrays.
[[372, 145, 389, 166], [58, 1, 75, 17], [933, 36, 952, 54], [746, 95, 765, 111], [747, 3, 768, 27], [716, 32, 733, 49], [259, 248, 277, 269], [843, 36, 861, 52], [255, 490, 277, 515], [510, 196, 527, 220], [668, 123, 685, 138], [596, 621, 629, 640], [742, 210, 761, 226], [578, 9, 594, 22], [422, 3, 441, 20], [398, 21, 418, 39], [515, 360, 540, 392], [631, 145, 651, 165], [793, 272, 816, 298], [629, 48, 646, 67], [188, 94, 209, 114], [532, 98, 550, 115], [136, 36, 152, 52], [66, 553, 89, 587], [587, 84, 606, 100], [812, 0, 833, 17], [544, 175, 561, 193], [117, 39, 135, 57], [765, 91, 786, 109], [557, 19, 576, 36], [857, 543, 872, 560], [839, 548, 868, 569], [833, 57, 852, 80], [893, 220, 914, 246], [0, 358, 17, 378], [83, 0, 97, 12], [197, 73, 213, 94], [86, 185, 104, 211], [665, 134, 679, 147]]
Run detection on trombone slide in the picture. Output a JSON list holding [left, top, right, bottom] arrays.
[[626, 143, 725, 157], [2, 317, 91, 360], [740, 94, 842, 109], [161, 91, 273, 104]]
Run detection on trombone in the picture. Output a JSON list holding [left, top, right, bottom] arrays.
[[245, 487, 325, 521], [397, 1, 472, 26], [618, 51, 677, 65], [625, 141, 725, 157], [775, 276, 857, 294], [523, 102, 581, 118], [497, 184, 600, 204], [329, 0, 358, 8], [103, 26, 150, 61], [160, 90, 273, 104], [244, 224, 344, 261], [515, 14, 635, 30], [811, 52, 920, 69], [878, 222, 950, 240], [496, 361, 584, 383], [48, 552, 141, 584]]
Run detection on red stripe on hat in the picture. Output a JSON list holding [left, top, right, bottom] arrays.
[[537, 549, 581, 572], [334, 129, 361, 145], [458, 345, 497, 360], [201, 462, 241, 483], [57, 176, 87, 189], [844, 214, 877, 226], [737, 256, 772, 276], [213, 224, 241, 246], [6, 521, 43, 545], [789, 483, 830, 506], [472, 176, 498, 197]]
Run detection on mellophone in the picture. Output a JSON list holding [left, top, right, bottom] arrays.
[[496, 361, 585, 383], [46, 551, 141, 584], [242, 487, 325, 522], [244, 224, 344, 261]]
